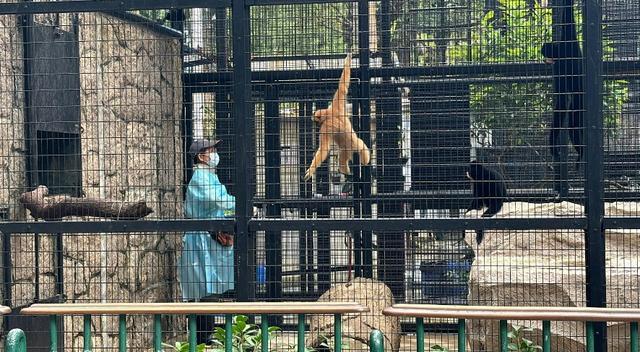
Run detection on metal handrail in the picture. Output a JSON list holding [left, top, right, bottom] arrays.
[[368, 304, 640, 352], [18, 302, 368, 352]]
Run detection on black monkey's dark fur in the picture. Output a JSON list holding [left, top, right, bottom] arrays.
[[541, 0, 583, 170], [465, 161, 507, 245]]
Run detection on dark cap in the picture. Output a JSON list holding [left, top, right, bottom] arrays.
[[188, 139, 221, 158]]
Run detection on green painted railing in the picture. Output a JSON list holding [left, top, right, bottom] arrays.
[[5, 328, 26, 352], [20, 302, 368, 352], [370, 304, 640, 352]]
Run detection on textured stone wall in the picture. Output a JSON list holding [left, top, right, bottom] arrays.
[[65, 12, 183, 349], [1, 12, 184, 350], [0, 13, 26, 220]]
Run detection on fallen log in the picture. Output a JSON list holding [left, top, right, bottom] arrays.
[[20, 185, 153, 220]]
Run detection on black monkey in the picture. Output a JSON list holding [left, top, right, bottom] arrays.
[[541, 0, 583, 171], [465, 161, 508, 245]]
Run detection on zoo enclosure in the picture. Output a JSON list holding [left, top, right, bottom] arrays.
[[0, 0, 636, 350]]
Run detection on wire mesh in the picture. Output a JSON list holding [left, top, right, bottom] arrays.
[[0, 0, 635, 350]]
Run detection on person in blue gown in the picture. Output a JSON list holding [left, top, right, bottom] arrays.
[[178, 139, 235, 344]]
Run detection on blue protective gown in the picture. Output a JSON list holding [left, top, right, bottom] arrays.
[[178, 165, 236, 301]]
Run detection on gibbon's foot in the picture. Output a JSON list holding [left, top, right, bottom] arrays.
[[341, 174, 353, 195], [303, 168, 315, 181]]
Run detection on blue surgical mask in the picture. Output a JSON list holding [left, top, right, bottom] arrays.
[[207, 152, 220, 168]]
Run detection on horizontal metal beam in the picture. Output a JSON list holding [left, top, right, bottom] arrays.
[[184, 60, 640, 86], [248, 218, 587, 231], [0, 217, 635, 234], [247, 0, 357, 5], [0, 219, 234, 234], [0, 0, 230, 15], [603, 218, 640, 229]]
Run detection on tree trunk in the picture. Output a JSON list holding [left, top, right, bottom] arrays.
[[20, 185, 153, 220]]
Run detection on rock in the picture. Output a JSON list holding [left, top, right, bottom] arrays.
[[465, 202, 640, 351], [307, 277, 400, 352]]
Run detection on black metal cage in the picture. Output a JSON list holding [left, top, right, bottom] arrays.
[[0, 0, 635, 350]]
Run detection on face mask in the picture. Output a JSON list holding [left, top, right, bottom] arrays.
[[207, 152, 220, 168]]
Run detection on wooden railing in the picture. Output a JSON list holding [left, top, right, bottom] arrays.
[[8, 302, 368, 352], [368, 304, 640, 352]]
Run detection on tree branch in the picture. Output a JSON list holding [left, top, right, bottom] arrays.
[[20, 186, 154, 221]]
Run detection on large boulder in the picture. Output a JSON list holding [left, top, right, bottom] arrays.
[[307, 277, 400, 352], [464, 201, 640, 352]]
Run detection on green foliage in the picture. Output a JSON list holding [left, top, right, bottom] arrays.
[[209, 315, 281, 352], [441, 0, 628, 140], [162, 341, 207, 352], [250, 4, 353, 56], [429, 324, 543, 352], [507, 325, 543, 351]]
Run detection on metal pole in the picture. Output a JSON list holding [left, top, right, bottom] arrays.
[[583, 0, 606, 350], [357, 0, 373, 278], [232, 0, 253, 302]]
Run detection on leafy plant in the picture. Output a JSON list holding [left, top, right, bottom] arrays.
[[209, 315, 281, 352], [507, 325, 542, 352], [429, 324, 543, 352], [162, 341, 207, 352]]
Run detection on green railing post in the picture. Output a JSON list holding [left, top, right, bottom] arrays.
[[458, 319, 466, 352], [188, 314, 197, 352], [297, 314, 305, 352], [334, 314, 342, 352], [118, 314, 127, 352], [261, 314, 269, 352], [50, 315, 58, 352], [586, 322, 595, 352], [631, 322, 638, 352], [543, 320, 551, 352], [225, 314, 233, 352], [154, 314, 162, 352], [499, 320, 508, 352], [5, 328, 26, 352], [416, 318, 425, 352], [369, 329, 384, 352], [83, 314, 92, 352]]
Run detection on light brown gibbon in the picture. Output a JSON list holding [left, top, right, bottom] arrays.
[[303, 54, 371, 181]]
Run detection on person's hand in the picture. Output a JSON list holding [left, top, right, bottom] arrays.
[[215, 232, 234, 247]]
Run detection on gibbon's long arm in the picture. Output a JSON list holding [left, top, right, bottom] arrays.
[[330, 53, 351, 119]]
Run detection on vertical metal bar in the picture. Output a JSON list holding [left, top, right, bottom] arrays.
[[334, 314, 342, 352], [297, 314, 305, 352], [586, 322, 595, 352], [55, 233, 63, 301], [583, 0, 606, 349], [369, 330, 384, 352], [83, 314, 91, 352], [265, 82, 283, 321], [631, 322, 638, 352], [543, 320, 551, 352], [416, 318, 424, 352], [153, 314, 162, 352], [458, 319, 466, 352], [2, 232, 12, 307], [261, 314, 269, 352], [499, 320, 508, 352], [118, 314, 126, 352], [225, 314, 233, 352], [34, 232, 40, 301], [188, 314, 196, 352], [50, 315, 57, 352], [232, 0, 253, 303], [357, 0, 373, 278]]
